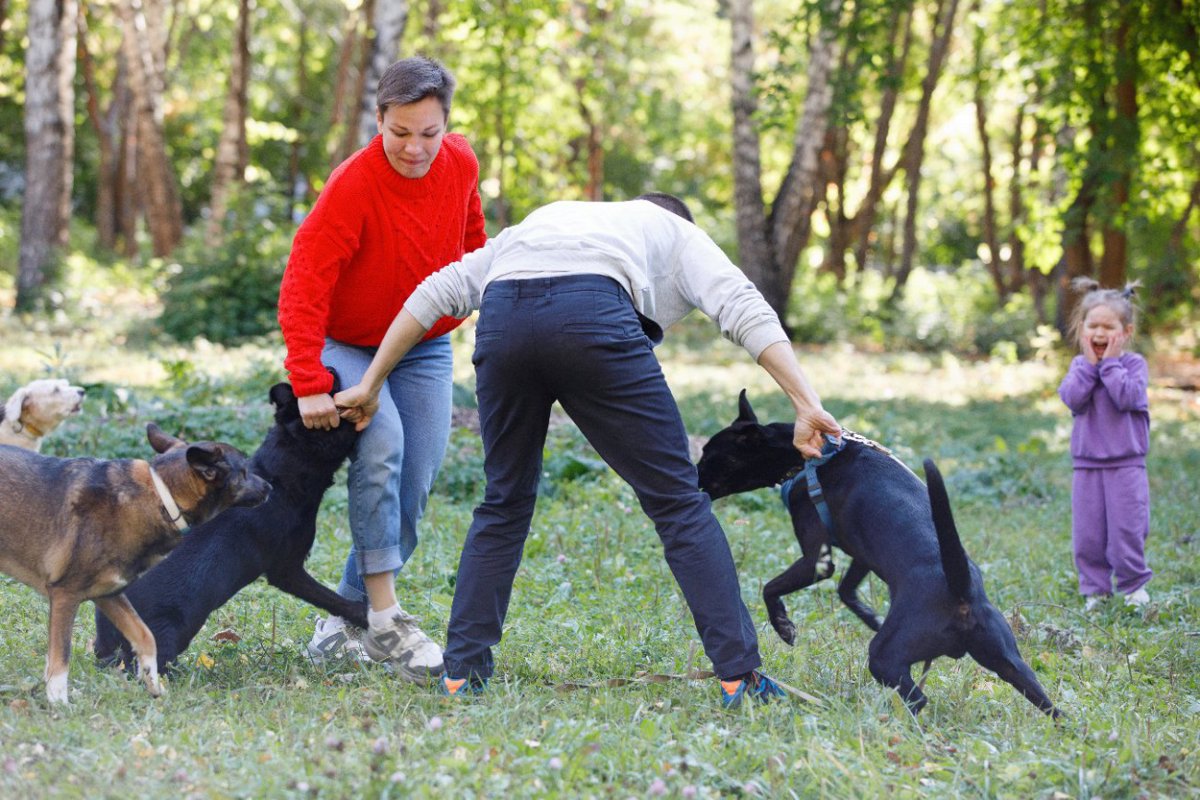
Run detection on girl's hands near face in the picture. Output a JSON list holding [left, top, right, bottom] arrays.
[[1103, 329, 1128, 360], [1080, 330, 1100, 365]]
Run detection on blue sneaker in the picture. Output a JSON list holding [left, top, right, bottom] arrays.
[[719, 671, 787, 709], [438, 674, 487, 697]]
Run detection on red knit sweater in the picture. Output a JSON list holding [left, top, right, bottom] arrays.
[[278, 133, 487, 396]]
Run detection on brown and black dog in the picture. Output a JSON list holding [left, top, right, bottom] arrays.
[[697, 390, 1060, 718], [0, 424, 270, 703]]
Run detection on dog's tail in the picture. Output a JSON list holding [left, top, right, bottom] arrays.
[[923, 458, 972, 600]]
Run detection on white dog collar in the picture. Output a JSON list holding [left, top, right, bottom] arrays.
[[149, 467, 188, 532]]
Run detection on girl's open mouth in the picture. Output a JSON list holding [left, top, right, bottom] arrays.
[[1091, 340, 1107, 357]]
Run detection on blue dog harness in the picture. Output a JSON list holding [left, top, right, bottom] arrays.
[[779, 433, 846, 546]]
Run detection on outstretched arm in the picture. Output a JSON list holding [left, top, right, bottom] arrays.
[[333, 308, 430, 430], [756, 341, 841, 458]]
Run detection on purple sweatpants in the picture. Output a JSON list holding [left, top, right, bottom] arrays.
[[1071, 466, 1152, 596]]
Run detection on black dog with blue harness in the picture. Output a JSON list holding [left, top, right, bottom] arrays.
[[697, 390, 1060, 717]]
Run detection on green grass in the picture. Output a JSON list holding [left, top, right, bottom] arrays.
[[0, 290, 1197, 799]]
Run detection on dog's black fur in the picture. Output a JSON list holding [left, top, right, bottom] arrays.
[[93, 377, 368, 673], [696, 390, 1060, 717]]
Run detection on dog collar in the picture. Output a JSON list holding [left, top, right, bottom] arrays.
[[149, 467, 189, 532]]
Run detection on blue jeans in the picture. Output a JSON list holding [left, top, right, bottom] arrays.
[[321, 335, 453, 604], [443, 275, 761, 681]]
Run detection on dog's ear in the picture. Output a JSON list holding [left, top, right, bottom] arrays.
[[3, 386, 28, 429], [185, 443, 229, 483], [146, 422, 187, 453], [269, 382, 296, 410], [736, 389, 758, 425]]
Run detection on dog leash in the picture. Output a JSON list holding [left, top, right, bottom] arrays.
[[780, 433, 845, 546], [149, 467, 189, 532]]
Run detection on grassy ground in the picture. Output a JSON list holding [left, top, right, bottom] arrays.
[[0, 272, 1197, 799]]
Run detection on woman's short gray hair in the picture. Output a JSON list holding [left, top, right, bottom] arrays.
[[377, 56, 456, 118]]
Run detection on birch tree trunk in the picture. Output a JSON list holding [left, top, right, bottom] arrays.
[[117, 0, 183, 256], [356, 0, 409, 148], [17, 0, 77, 310], [727, 0, 775, 304], [207, 0, 252, 241]]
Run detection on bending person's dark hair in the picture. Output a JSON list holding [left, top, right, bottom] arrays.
[[635, 192, 694, 223]]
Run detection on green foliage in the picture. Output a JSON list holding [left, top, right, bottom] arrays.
[[158, 199, 293, 345], [785, 262, 1054, 359]]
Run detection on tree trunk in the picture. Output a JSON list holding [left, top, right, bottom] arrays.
[[891, 0, 961, 301], [821, 124, 850, 284], [78, 0, 116, 251], [17, 0, 77, 311], [117, 0, 183, 256], [971, 0, 1005, 301], [356, 0, 409, 148], [727, 0, 776, 306], [1099, 11, 1137, 288], [328, 7, 361, 168], [769, 0, 843, 301], [852, 3, 914, 272], [335, 0, 375, 163], [424, 0, 442, 41], [288, 15, 310, 210], [115, 73, 139, 258], [206, 0, 252, 241], [1006, 103, 1027, 293]]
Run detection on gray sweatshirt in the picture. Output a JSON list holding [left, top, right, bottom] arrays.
[[404, 199, 789, 360]]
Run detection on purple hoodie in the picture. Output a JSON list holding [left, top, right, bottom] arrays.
[[1058, 352, 1150, 468]]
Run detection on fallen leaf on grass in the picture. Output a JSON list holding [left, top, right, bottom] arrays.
[[212, 629, 241, 643]]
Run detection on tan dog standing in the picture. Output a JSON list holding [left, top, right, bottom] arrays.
[[0, 379, 86, 451], [0, 423, 270, 703]]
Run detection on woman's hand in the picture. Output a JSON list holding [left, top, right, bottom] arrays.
[[793, 407, 842, 459], [333, 384, 381, 431], [298, 393, 341, 430]]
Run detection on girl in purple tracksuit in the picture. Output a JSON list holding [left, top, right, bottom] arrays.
[[1058, 278, 1152, 610]]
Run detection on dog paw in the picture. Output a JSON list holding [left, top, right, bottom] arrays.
[[138, 658, 165, 697], [771, 619, 797, 647], [45, 673, 70, 705]]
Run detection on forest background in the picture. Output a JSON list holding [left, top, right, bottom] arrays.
[[3, 0, 1199, 354]]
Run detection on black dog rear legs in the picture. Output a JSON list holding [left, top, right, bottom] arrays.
[[763, 543, 836, 646], [867, 623, 929, 715], [265, 564, 370, 630], [837, 559, 882, 631], [966, 606, 1062, 718]]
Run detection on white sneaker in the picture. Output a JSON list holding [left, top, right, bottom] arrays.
[[1084, 595, 1106, 612], [305, 617, 370, 665], [1124, 588, 1150, 608], [363, 608, 444, 683]]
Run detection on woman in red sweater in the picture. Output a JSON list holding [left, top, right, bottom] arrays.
[[278, 56, 486, 681]]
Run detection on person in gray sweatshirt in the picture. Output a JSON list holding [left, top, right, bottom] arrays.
[[333, 193, 841, 707], [1058, 278, 1152, 611]]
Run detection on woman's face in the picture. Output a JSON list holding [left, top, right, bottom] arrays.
[[376, 95, 446, 179]]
